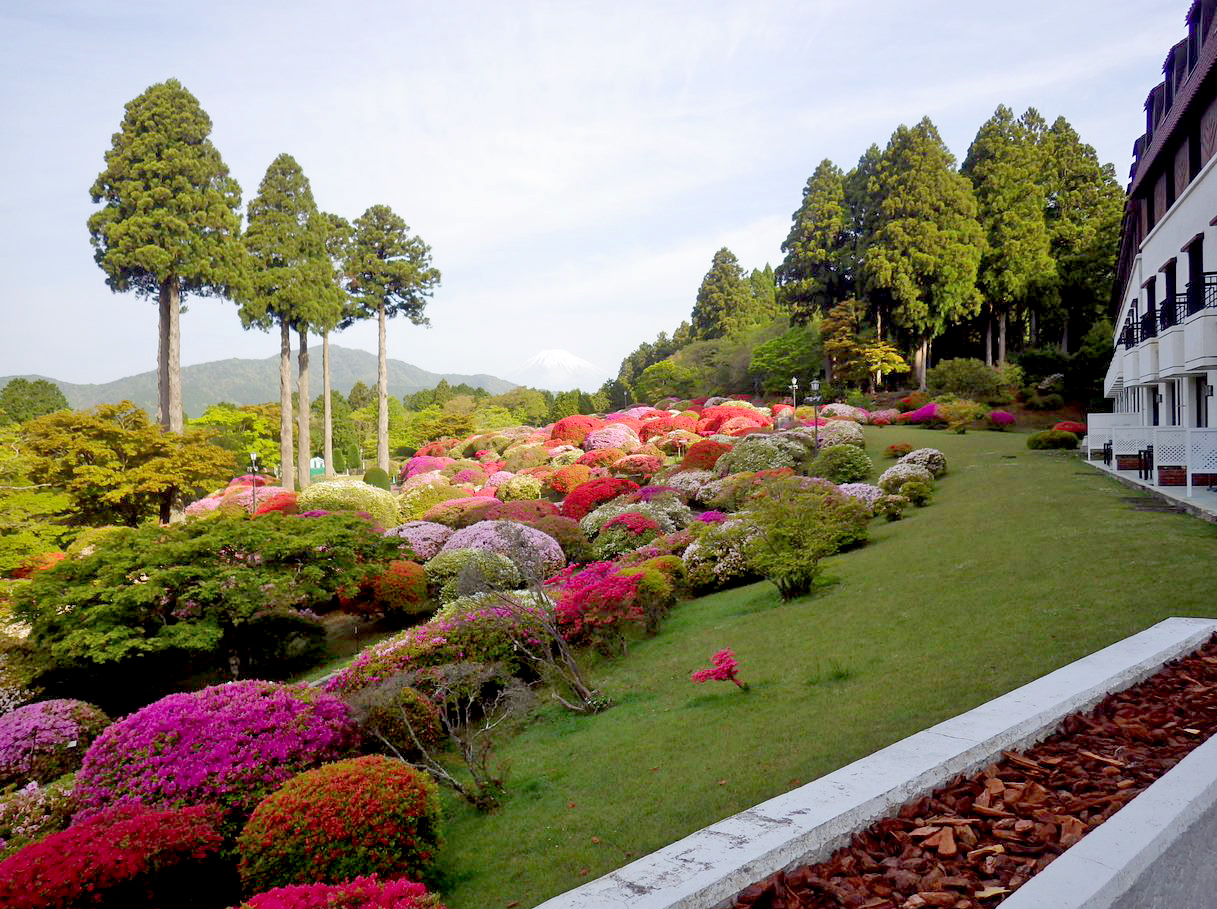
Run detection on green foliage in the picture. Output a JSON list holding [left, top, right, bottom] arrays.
[[20, 402, 239, 526], [926, 358, 1002, 401], [742, 477, 870, 600], [934, 399, 986, 432], [821, 299, 909, 388], [634, 359, 701, 402], [9, 513, 400, 709], [777, 159, 851, 319], [189, 402, 281, 470], [0, 379, 68, 426], [809, 444, 874, 483], [363, 467, 392, 490], [748, 322, 823, 393], [87, 79, 246, 302], [348, 381, 375, 410], [424, 548, 522, 604], [899, 478, 933, 505], [1027, 429, 1079, 450], [691, 248, 752, 341], [0, 428, 74, 576]]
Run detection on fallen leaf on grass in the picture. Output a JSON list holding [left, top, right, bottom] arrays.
[[578, 868, 589, 877], [591, 836, 601, 844]]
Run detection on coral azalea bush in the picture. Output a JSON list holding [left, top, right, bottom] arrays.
[[237, 755, 442, 893]]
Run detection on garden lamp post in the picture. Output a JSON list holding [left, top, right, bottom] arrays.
[[809, 379, 822, 449], [249, 452, 259, 514], [789, 377, 799, 409]]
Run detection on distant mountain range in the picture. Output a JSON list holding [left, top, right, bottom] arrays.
[[1, 345, 516, 417]]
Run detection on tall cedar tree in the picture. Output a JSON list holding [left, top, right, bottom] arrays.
[[1036, 114, 1125, 350], [963, 105, 1055, 365], [240, 154, 343, 490], [88, 79, 246, 433], [344, 205, 440, 472], [691, 248, 751, 340], [317, 213, 356, 477], [777, 160, 851, 321], [864, 118, 985, 389]]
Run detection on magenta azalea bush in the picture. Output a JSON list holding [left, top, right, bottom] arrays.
[[988, 409, 1016, 429], [384, 521, 454, 561], [235, 875, 444, 909], [74, 681, 359, 828], [0, 699, 110, 786], [691, 648, 746, 688]]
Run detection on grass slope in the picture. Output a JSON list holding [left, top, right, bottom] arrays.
[[432, 429, 1217, 908]]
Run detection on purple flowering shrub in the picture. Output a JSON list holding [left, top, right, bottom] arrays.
[[438, 520, 566, 576], [384, 521, 453, 561], [236, 875, 445, 909], [0, 699, 110, 786], [74, 681, 359, 830]]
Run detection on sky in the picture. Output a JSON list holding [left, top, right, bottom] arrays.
[[0, 0, 1190, 390]]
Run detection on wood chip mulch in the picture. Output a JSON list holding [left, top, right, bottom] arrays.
[[730, 635, 1217, 909]]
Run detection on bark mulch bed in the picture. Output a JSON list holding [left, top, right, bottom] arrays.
[[730, 634, 1217, 909]]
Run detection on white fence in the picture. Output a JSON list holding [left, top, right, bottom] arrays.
[[1086, 414, 1217, 495]]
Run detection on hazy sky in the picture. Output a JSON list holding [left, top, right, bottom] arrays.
[[0, 0, 1187, 388]]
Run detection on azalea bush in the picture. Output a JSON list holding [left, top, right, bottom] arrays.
[[295, 479, 400, 530], [235, 875, 444, 909], [0, 802, 231, 909], [438, 521, 566, 577], [398, 484, 465, 523], [814, 420, 865, 448], [897, 447, 947, 477], [74, 680, 360, 831], [237, 755, 442, 893], [809, 444, 873, 484], [367, 561, 430, 619], [712, 432, 813, 476], [1027, 429, 1079, 450], [546, 562, 664, 651], [424, 548, 522, 604], [592, 512, 662, 560], [987, 410, 1016, 430], [384, 521, 453, 561], [681, 519, 763, 590], [560, 477, 639, 520], [0, 699, 110, 787], [0, 776, 77, 860], [877, 462, 935, 495], [691, 648, 746, 689]]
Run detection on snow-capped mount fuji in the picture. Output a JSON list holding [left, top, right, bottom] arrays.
[[510, 349, 609, 392]]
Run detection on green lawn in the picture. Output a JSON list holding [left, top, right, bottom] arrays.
[[428, 428, 1217, 909]]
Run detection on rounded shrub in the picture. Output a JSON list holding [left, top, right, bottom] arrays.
[[809, 444, 873, 483], [0, 775, 77, 860], [0, 699, 110, 787], [713, 433, 811, 477], [297, 479, 399, 529], [497, 474, 543, 502], [560, 477, 639, 520], [926, 357, 1001, 401], [235, 875, 444, 909], [74, 681, 359, 830], [877, 462, 934, 494], [0, 802, 230, 909], [1027, 429, 1079, 450], [438, 520, 566, 578], [423, 548, 521, 604], [362, 467, 392, 491], [237, 755, 442, 893], [884, 442, 914, 459], [369, 561, 430, 618], [896, 447, 947, 477], [358, 685, 445, 758], [815, 420, 865, 448], [900, 478, 933, 506], [398, 483, 465, 523], [384, 521, 453, 561]]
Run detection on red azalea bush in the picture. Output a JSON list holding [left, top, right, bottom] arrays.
[[236, 755, 442, 893], [235, 875, 445, 909], [546, 562, 647, 648], [574, 447, 625, 468], [679, 439, 732, 471], [550, 415, 604, 445], [560, 477, 639, 520], [369, 561, 429, 618], [884, 442, 914, 459], [74, 681, 360, 830], [690, 648, 746, 689], [415, 439, 460, 457], [611, 454, 663, 481], [0, 802, 229, 909], [254, 491, 299, 516], [1053, 420, 1087, 434], [718, 416, 772, 436], [495, 499, 560, 523], [420, 496, 500, 528]]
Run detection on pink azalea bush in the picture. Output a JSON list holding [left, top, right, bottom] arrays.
[[438, 520, 566, 576], [235, 875, 444, 909], [0, 699, 110, 786], [583, 424, 642, 453], [74, 681, 359, 829], [384, 521, 454, 561], [987, 409, 1016, 429], [690, 648, 746, 689]]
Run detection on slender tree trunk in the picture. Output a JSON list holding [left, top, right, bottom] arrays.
[[157, 280, 183, 432], [998, 310, 1008, 365], [914, 338, 928, 391], [1060, 315, 1069, 354], [984, 310, 993, 366], [279, 320, 295, 492], [378, 302, 389, 472], [323, 330, 334, 477], [1029, 311, 1037, 347], [297, 328, 311, 490], [874, 307, 884, 387]]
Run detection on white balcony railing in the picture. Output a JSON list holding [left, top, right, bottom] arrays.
[[1085, 414, 1217, 495]]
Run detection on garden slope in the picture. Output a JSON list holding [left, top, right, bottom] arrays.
[[432, 428, 1217, 909]]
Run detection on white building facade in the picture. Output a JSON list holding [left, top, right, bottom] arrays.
[[1091, 0, 1217, 491]]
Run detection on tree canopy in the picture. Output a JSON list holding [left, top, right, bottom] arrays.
[[0, 379, 69, 425], [777, 160, 851, 320], [88, 79, 246, 433]]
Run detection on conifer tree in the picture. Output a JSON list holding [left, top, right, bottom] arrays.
[[963, 105, 1055, 364], [88, 79, 246, 433], [345, 205, 441, 472], [240, 154, 339, 490], [691, 248, 751, 340], [318, 213, 355, 476], [864, 118, 985, 389], [777, 160, 851, 321]]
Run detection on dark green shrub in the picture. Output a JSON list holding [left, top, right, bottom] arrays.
[[1025, 392, 1065, 411], [809, 444, 873, 483], [355, 684, 445, 758], [900, 478, 933, 506], [236, 755, 441, 892], [424, 548, 521, 604], [362, 466, 391, 490], [1027, 429, 1079, 450], [926, 358, 1001, 402]]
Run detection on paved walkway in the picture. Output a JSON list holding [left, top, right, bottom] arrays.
[[1080, 458, 1217, 523]]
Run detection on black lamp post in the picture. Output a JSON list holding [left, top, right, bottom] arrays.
[[809, 379, 822, 449]]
